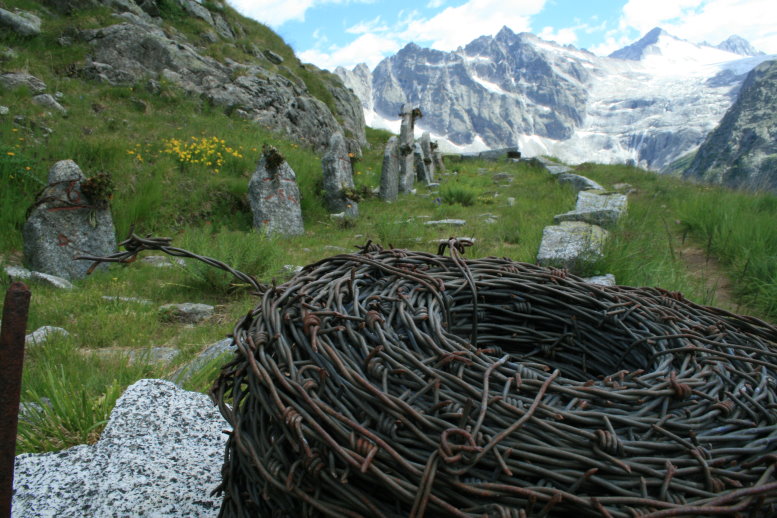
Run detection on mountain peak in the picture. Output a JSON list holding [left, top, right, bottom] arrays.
[[715, 35, 764, 56], [609, 27, 670, 60]]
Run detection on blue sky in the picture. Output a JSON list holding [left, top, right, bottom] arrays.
[[227, 0, 777, 70]]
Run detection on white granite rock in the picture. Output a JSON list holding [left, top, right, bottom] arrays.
[[13, 379, 228, 517], [583, 274, 617, 286], [5, 265, 75, 289], [25, 326, 69, 346], [536, 221, 608, 272], [424, 219, 467, 226]]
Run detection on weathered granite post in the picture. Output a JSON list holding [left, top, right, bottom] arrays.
[[432, 140, 445, 172], [398, 104, 421, 192], [379, 136, 400, 202], [413, 142, 431, 185], [23, 160, 117, 279], [247, 146, 305, 236], [419, 131, 435, 182], [321, 132, 358, 218]]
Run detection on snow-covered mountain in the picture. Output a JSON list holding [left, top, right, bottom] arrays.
[[336, 27, 774, 171]]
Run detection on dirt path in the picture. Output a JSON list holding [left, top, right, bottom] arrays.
[[678, 245, 740, 313]]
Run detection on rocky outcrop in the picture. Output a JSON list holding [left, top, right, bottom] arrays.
[[683, 59, 777, 193], [43, 1, 363, 153], [23, 160, 116, 280]]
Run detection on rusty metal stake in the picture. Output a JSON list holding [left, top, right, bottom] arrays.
[[0, 282, 31, 518]]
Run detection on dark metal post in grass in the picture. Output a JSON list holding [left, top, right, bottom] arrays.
[[0, 282, 31, 518]]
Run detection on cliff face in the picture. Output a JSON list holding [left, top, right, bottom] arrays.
[[34, 0, 365, 153], [337, 26, 774, 170], [684, 60, 777, 192]]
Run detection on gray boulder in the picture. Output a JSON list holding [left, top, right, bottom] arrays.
[[0, 8, 41, 36], [0, 72, 46, 93], [23, 160, 117, 280], [13, 379, 226, 517], [536, 221, 608, 272], [321, 132, 358, 217], [248, 147, 305, 236], [379, 136, 400, 201], [553, 190, 628, 227]]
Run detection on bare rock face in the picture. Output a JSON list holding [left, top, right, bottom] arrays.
[[379, 136, 400, 202], [23, 160, 117, 280], [248, 147, 305, 236], [322, 132, 358, 217], [76, 11, 352, 153], [683, 59, 777, 193]]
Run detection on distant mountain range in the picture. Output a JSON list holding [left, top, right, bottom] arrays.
[[336, 27, 774, 172]]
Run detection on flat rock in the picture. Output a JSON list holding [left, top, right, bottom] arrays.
[[0, 72, 46, 94], [582, 274, 617, 286], [424, 219, 467, 226], [171, 338, 235, 387], [553, 190, 628, 227], [536, 221, 608, 272], [25, 326, 69, 346], [13, 379, 227, 517], [5, 265, 75, 289], [101, 295, 152, 304], [88, 346, 179, 364], [556, 173, 604, 192], [159, 303, 214, 324]]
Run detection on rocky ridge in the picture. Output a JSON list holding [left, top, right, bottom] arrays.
[[337, 27, 773, 171], [683, 59, 777, 192]]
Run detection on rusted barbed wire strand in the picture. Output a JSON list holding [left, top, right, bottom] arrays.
[[81, 236, 777, 517]]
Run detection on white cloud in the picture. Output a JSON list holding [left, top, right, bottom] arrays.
[[399, 0, 547, 50], [613, 0, 777, 54], [426, 0, 446, 7], [227, 0, 316, 27], [346, 16, 389, 35], [538, 26, 578, 46], [299, 32, 402, 69], [227, 0, 378, 28]]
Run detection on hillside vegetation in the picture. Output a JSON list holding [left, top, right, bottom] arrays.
[[1, 1, 776, 453]]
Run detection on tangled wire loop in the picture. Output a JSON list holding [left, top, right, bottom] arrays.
[[205, 239, 777, 518], [81, 235, 777, 517]]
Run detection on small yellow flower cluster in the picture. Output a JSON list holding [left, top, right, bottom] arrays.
[[161, 136, 243, 174]]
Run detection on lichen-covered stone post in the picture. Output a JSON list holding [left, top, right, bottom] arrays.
[[247, 146, 305, 236], [398, 104, 422, 192], [419, 131, 435, 182], [379, 136, 400, 202], [321, 132, 358, 218], [22, 160, 117, 279]]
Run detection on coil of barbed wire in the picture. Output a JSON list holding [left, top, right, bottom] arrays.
[[83, 235, 777, 517]]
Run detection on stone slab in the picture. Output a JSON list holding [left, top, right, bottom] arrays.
[[536, 221, 608, 272], [553, 190, 628, 227]]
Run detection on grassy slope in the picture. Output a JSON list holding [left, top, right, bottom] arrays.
[[2, 2, 775, 453]]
